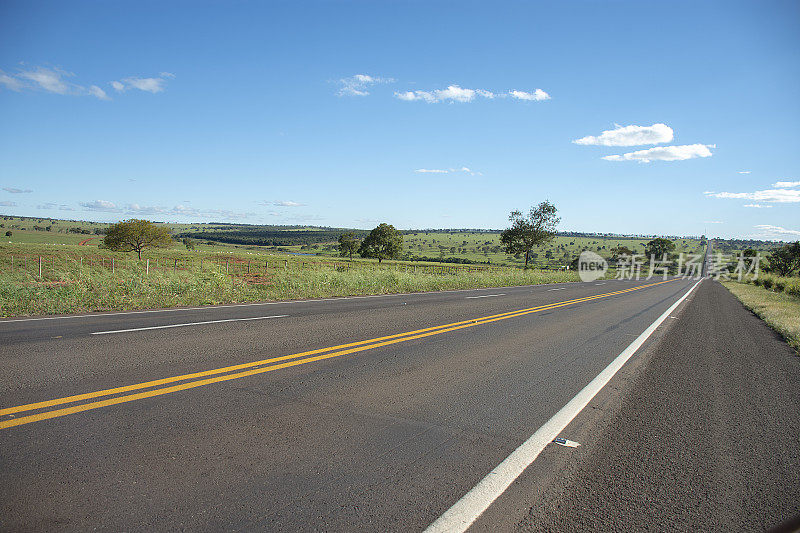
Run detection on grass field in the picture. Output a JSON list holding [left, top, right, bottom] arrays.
[[722, 280, 800, 352], [0, 242, 578, 317]]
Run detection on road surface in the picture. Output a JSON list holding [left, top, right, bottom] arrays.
[[1, 276, 797, 531]]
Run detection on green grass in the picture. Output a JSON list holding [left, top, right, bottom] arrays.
[[0, 243, 578, 317], [722, 280, 800, 352]]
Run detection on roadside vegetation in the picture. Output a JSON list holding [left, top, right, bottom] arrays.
[[0, 247, 577, 316]]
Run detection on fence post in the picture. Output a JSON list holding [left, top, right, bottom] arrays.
[[146, 258, 149, 275], [247, 261, 250, 274], [200, 258, 203, 271], [10, 255, 12, 273], [226, 259, 229, 274], [38, 256, 42, 277], [284, 260, 288, 270], [112, 258, 115, 274], [174, 259, 177, 272]]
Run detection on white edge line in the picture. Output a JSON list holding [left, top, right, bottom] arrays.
[[423, 279, 702, 533], [465, 294, 506, 299], [91, 315, 288, 335]]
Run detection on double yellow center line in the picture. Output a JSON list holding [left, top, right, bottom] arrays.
[[0, 279, 678, 430]]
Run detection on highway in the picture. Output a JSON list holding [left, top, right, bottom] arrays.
[[1, 276, 798, 531]]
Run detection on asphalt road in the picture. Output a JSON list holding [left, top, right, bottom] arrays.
[[1, 276, 797, 531]]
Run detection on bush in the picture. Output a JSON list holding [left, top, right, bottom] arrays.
[[763, 277, 774, 289]]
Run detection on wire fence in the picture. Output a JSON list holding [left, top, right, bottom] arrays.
[[0, 253, 549, 282]]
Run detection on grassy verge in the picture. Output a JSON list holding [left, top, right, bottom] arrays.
[[722, 281, 800, 352], [0, 259, 578, 317]]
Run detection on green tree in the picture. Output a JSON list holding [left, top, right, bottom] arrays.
[[644, 238, 676, 259], [359, 223, 403, 263], [500, 201, 560, 268], [104, 219, 172, 259], [766, 242, 800, 276], [182, 237, 196, 251], [337, 232, 360, 259], [4, 230, 11, 237]]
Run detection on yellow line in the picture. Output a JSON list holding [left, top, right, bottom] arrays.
[[0, 279, 678, 429]]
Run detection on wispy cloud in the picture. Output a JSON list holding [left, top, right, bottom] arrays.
[[738, 171, 751, 174], [89, 85, 110, 100], [508, 89, 550, 101], [264, 200, 305, 207], [415, 166, 480, 176], [395, 85, 550, 104], [705, 187, 800, 203], [0, 201, 17, 207], [1, 65, 173, 99], [603, 144, 714, 163], [753, 224, 800, 240], [0, 66, 105, 99], [80, 200, 121, 212], [126, 203, 252, 220], [112, 72, 175, 94], [743, 204, 772, 208], [703, 220, 723, 224], [336, 74, 394, 96], [574, 123, 674, 147], [773, 180, 800, 188], [3, 187, 32, 193]]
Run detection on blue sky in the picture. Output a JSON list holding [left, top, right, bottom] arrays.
[[1, 0, 798, 240]]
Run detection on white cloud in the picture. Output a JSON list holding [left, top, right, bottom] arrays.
[[415, 166, 479, 176], [396, 85, 552, 104], [89, 85, 110, 100], [703, 221, 723, 224], [773, 180, 800, 188], [743, 204, 772, 208], [336, 74, 393, 96], [508, 89, 550, 101], [1, 65, 170, 98], [753, 224, 800, 240], [395, 85, 514, 103], [58, 205, 75, 211], [0, 201, 17, 207], [17, 66, 74, 94], [574, 123, 674, 147], [273, 200, 304, 207], [3, 187, 32, 193], [80, 200, 121, 212], [112, 73, 174, 94], [705, 188, 800, 203], [738, 171, 751, 174], [0, 70, 24, 91], [603, 143, 714, 163]]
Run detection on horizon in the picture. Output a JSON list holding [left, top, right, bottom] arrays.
[[1, 1, 798, 241]]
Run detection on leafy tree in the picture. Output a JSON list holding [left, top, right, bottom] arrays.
[[359, 223, 403, 263], [338, 232, 360, 259], [500, 201, 560, 268], [644, 238, 675, 259], [182, 237, 196, 251], [766, 241, 800, 276], [4, 230, 11, 237], [611, 245, 634, 260], [104, 219, 173, 259]]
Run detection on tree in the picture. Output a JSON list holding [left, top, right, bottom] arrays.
[[4, 231, 11, 237], [338, 232, 360, 259], [182, 237, 196, 251], [611, 245, 634, 260], [766, 242, 800, 276], [358, 223, 403, 263], [104, 219, 173, 259], [644, 238, 675, 259], [500, 201, 560, 268]]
